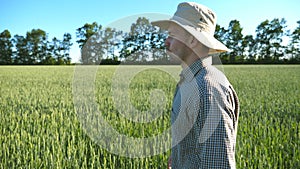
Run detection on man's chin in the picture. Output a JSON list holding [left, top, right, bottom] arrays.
[[166, 51, 181, 65]]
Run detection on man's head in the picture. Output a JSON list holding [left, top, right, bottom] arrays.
[[165, 23, 209, 64], [152, 2, 228, 57]]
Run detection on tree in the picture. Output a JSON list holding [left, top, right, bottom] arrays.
[[254, 18, 287, 62], [76, 22, 122, 64], [13, 35, 30, 64], [26, 29, 48, 64], [120, 17, 165, 63], [215, 24, 229, 63], [242, 35, 256, 62], [60, 33, 73, 64], [124, 17, 154, 61], [76, 22, 102, 48], [287, 20, 300, 62], [49, 37, 61, 62], [97, 27, 122, 60], [226, 20, 244, 63], [41, 37, 56, 65], [45, 33, 73, 65], [76, 22, 102, 64], [0, 30, 13, 64], [148, 28, 168, 63]]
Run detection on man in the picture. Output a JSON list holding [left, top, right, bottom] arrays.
[[151, 2, 239, 168]]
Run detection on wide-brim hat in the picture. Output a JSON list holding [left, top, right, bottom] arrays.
[[151, 2, 229, 54]]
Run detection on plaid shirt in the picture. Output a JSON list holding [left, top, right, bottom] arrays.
[[171, 57, 239, 169]]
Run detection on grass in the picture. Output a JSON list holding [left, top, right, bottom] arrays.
[[0, 65, 299, 168]]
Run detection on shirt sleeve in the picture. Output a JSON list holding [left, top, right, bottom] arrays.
[[195, 84, 237, 169]]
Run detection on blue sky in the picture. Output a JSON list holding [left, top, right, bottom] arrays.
[[1, 0, 299, 62]]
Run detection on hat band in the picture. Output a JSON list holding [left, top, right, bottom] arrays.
[[170, 15, 213, 35]]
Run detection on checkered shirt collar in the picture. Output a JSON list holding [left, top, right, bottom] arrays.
[[180, 56, 212, 82]]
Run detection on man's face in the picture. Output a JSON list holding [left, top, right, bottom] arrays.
[[165, 24, 191, 64]]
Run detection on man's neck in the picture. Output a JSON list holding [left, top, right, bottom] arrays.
[[181, 52, 207, 69]]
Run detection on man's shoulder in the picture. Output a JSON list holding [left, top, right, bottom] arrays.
[[193, 65, 232, 93]]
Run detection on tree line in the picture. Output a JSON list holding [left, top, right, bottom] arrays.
[[0, 17, 299, 65], [0, 29, 73, 65]]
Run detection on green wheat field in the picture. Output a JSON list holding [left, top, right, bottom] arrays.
[[0, 65, 299, 168]]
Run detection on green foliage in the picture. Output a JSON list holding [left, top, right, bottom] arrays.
[[76, 22, 102, 49], [0, 65, 299, 168], [25, 29, 48, 63], [254, 18, 287, 61], [0, 30, 13, 64], [224, 20, 244, 62], [76, 23, 123, 64], [216, 18, 300, 64], [120, 17, 167, 63], [9, 29, 73, 65], [286, 21, 300, 62]]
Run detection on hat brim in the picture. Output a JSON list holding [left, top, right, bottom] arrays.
[[151, 20, 229, 54]]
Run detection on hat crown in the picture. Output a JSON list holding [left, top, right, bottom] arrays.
[[151, 2, 229, 54], [173, 2, 217, 35]]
